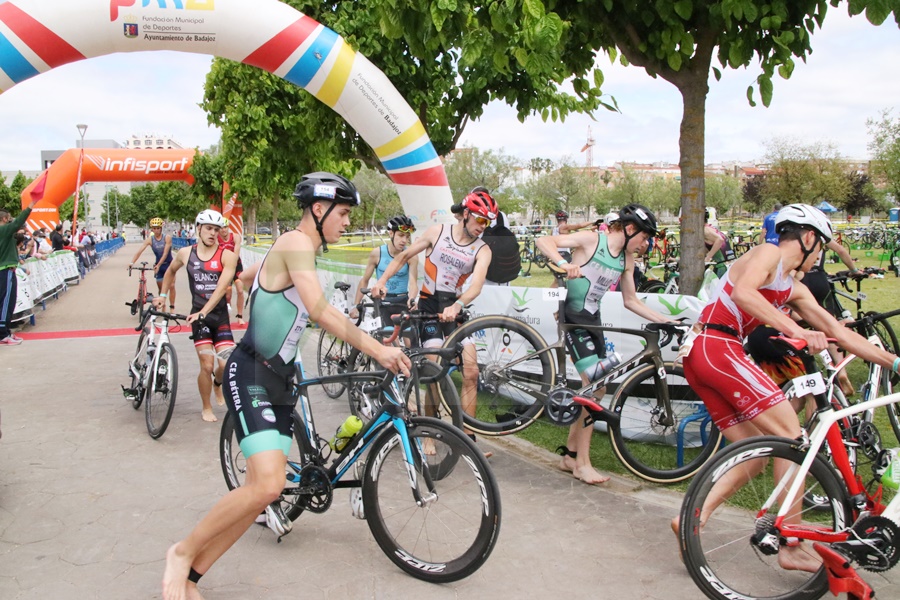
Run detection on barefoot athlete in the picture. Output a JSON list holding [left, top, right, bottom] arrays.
[[161, 172, 410, 600], [537, 204, 673, 485], [153, 210, 238, 423], [370, 190, 497, 452], [130, 217, 176, 310], [677, 204, 900, 571]]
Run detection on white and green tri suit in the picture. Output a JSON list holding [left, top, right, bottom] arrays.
[[562, 232, 625, 378], [223, 238, 311, 458]]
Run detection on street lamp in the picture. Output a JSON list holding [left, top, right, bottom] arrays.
[[71, 123, 88, 238]]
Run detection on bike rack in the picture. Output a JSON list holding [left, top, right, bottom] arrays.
[[676, 404, 719, 467]]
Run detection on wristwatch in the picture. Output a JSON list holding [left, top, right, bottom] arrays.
[[198, 313, 206, 320]]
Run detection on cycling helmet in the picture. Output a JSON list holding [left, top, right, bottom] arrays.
[[149, 217, 163, 228], [617, 204, 658, 235], [388, 215, 415, 232], [604, 212, 619, 226], [462, 190, 498, 220], [292, 172, 360, 208], [195, 209, 227, 228], [556, 210, 569, 221], [774, 204, 833, 243]]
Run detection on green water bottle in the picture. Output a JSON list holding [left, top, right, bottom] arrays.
[[330, 416, 363, 452], [881, 449, 900, 491]]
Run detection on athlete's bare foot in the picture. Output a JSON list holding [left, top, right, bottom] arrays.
[[558, 454, 576, 473], [215, 393, 225, 407], [778, 544, 822, 573], [185, 582, 206, 600], [201, 408, 218, 423], [572, 464, 610, 485], [162, 543, 191, 600]]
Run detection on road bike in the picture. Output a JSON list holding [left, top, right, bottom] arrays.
[[126, 262, 154, 321], [435, 264, 722, 484], [518, 234, 548, 277], [122, 307, 186, 439], [678, 335, 900, 600], [219, 345, 500, 583]]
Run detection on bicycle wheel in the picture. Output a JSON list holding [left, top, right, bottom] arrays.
[[316, 329, 349, 399], [362, 416, 501, 583], [609, 363, 722, 483], [219, 410, 311, 522], [638, 279, 666, 294], [534, 251, 548, 269], [519, 248, 532, 276], [866, 313, 900, 442], [129, 329, 149, 409], [440, 315, 556, 435], [146, 342, 178, 439], [679, 436, 852, 600]]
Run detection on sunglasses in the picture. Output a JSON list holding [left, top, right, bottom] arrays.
[[397, 225, 416, 233], [472, 215, 491, 226]]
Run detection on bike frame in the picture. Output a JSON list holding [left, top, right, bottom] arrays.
[[131, 312, 176, 389]]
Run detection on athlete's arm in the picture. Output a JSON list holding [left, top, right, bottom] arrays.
[[407, 254, 419, 306], [188, 249, 238, 323], [825, 239, 856, 272], [558, 221, 594, 235], [619, 253, 672, 323], [440, 246, 492, 323], [238, 261, 260, 288], [129, 237, 151, 268], [371, 225, 438, 298], [152, 247, 188, 309], [278, 233, 410, 375], [352, 248, 380, 308], [536, 229, 597, 279], [703, 226, 723, 263]]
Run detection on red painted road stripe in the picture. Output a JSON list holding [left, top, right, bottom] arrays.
[[18, 323, 248, 341]]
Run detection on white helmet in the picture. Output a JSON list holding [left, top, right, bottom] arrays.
[[195, 209, 227, 229], [604, 212, 619, 226], [774, 204, 833, 243]]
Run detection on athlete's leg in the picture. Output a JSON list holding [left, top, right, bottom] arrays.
[[194, 343, 217, 422]]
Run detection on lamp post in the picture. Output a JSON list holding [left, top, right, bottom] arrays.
[[71, 123, 88, 238]]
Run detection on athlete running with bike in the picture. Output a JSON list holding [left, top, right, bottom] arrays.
[[161, 172, 409, 600], [677, 204, 900, 572], [130, 217, 176, 311], [537, 204, 674, 485], [350, 215, 418, 330], [153, 210, 238, 423], [370, 190, 497, 452]]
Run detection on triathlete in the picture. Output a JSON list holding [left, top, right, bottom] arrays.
[[553, 210, 596, 262], [130, 217, 175, 311], [217, 221, 246, 325], [537, 204, 673, 485], [161, 172, 409, 600], [153, 210, 238, 423], [702, 208, 736, 277], [370, 190, 497, 451], [350, 215, 418, 330], [678, 204, 900, 571]]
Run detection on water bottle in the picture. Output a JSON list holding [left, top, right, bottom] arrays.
[[880, 449, 900, 491], [330, 416, 363, 452], [583, 352, 622, 382]]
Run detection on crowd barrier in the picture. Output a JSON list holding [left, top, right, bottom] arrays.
[[12, 237, 125, 325]]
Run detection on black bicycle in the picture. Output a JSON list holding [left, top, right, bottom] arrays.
[[219, 345, 500, 582]]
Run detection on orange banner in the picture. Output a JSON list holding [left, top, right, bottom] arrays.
[[21, 148, 196, 232]]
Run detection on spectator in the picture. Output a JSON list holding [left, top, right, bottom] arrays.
[[761, 202, 783, 245], [482, 211, 521, 286], [33, 229, 52, 257], [50, 223, 65, 252], [0, 196, 42, 345]]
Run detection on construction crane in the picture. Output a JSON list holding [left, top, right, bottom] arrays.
[[580, 125, 595, 170]]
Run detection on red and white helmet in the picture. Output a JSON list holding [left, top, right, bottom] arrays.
[[775, 204, 833, 242], [462, 191, 498, 220]]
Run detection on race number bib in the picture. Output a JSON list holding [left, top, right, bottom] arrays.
[[791, 372, 826, 396], [543, 288, 567, 302]]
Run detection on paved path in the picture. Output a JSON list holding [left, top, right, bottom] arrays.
[[1, 245, 897, 599]]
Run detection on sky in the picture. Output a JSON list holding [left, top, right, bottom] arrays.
[[0, 6, 898, 174]]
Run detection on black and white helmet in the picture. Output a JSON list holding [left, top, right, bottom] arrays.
[[618, 204, 658, 235], [195, 209, 227, 228], [775, 204, 833, 243], [293, 172, 360, 209]]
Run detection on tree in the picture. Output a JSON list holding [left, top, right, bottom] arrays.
[[867, 108, 900, 203], [0, 175, 17, 214], [705, 175, 744, 218], [761, 137, 850, 207], [742, 174, 768, 213], [352, 166, 402, 231], [442, 146, 523, 212], [844, 171, 883, 215]]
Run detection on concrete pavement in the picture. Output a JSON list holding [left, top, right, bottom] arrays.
[[1, 245, 897, 599]]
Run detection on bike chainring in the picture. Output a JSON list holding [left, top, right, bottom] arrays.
[[833, 515, 900, 572], [855, 420, 883, 460], [544, 386, 580, 426], [297, 464, 333, 514]]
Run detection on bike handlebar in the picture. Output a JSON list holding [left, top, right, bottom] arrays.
[[135, 307, 190, 331], [830, 267, 884, 291], [128, 261, 153, 276], [382, 308, 470, 344]]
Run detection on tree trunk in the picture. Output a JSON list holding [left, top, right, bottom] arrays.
[[677, 73, 710, 296], [272, 193, 280, 240]]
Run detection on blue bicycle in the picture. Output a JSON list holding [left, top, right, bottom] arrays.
[[219, 345, 501, 583]]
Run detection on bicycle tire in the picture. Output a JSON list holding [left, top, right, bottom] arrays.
[[638, 279, 666, 294], [865, 312, 900, 442], [146, 342, 178, 439], [519, 248, 532, 276], [316, 329, 349, 399], [679, 436, 851, 600], [534, 252, 548, 270], [219, 410, 311, 522], [362, 416, 501, 583], [609, 363, 722, 483], [440, 315, 556, 435], [406, 358, 464, 431], [129, 329, 149, 409]]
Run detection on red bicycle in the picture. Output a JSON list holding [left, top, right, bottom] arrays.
[[126, 262, 155, 321]]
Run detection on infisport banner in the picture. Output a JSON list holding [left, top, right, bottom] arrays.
[[2, 0, 453, 228]]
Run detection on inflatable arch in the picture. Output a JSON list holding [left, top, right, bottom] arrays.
[[5, 0, 453, 225], [22, 148, 196, 231]]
